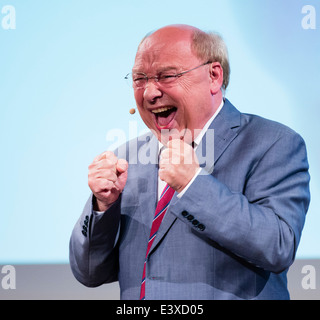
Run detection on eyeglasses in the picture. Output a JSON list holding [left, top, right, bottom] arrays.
[[125, 61, 212, 89]]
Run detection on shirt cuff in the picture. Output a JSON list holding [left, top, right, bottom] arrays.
[[176, 167, 202, 198]]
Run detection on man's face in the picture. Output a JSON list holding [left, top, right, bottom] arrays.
[[132, 28, 215, 144]]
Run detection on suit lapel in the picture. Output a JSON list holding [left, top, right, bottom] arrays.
[[147, 99, 241, 255], [203, 98, 241, 170]]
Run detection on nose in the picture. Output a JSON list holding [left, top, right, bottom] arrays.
[[143, 80, 163, 104]]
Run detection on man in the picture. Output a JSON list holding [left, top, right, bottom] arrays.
[[69, 24, 310, 299]]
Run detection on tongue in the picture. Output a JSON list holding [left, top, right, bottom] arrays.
[[156, 109, 176, 127]]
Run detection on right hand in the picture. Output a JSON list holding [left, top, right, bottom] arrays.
[[88, 151, 128, 212]]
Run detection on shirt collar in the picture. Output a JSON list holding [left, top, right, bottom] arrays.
[[193, 99, 224, 148]]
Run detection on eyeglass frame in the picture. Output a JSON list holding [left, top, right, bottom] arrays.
[[125, 61, 212, 89]]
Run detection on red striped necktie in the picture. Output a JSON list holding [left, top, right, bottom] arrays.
[[139, 183, 175, 300]]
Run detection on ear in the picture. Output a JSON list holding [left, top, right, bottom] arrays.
[[209, 62, 224, 95]]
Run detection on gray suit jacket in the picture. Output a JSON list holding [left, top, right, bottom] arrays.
[[69, 99, 310, 300]]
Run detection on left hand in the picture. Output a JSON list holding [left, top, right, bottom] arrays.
[[159, 139, 200, 193]]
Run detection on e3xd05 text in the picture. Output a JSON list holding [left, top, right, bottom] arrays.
[[116, 304, 204, 317]]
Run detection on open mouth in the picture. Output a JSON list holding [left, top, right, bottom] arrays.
[[151, 106, 177, 129]]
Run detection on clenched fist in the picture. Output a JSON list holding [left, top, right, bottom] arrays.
[[88, 151, 128, 212], [159, 139, 199, 193]]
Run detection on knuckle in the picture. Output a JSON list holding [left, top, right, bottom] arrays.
[[105, 170, 117, 182], [88, 162, 96, 170], [105, 158, 117, 167], [105, 151, 117, 161]]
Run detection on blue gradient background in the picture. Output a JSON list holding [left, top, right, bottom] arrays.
[[0, 0, 319, 263]]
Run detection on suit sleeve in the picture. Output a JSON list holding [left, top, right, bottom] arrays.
[[170, 131, 310, 273], [69, 193, 121, 287]]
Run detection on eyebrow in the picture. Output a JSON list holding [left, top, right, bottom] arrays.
[[132, 65, 180, 74], [159, 66, 180, 72]]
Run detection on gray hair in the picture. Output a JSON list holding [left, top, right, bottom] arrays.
[[191, 30, 230, 90]]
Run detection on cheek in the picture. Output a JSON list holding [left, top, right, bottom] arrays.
[[178, 77, 194, 92], [175, 79, 197, 109], [172, 85, 194, 118], [179, 78, 210, 106]]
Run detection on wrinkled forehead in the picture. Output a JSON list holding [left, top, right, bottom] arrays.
[[133, 32, 198, 73]]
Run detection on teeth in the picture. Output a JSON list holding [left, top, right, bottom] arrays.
[[151, 107, 174, 114]]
